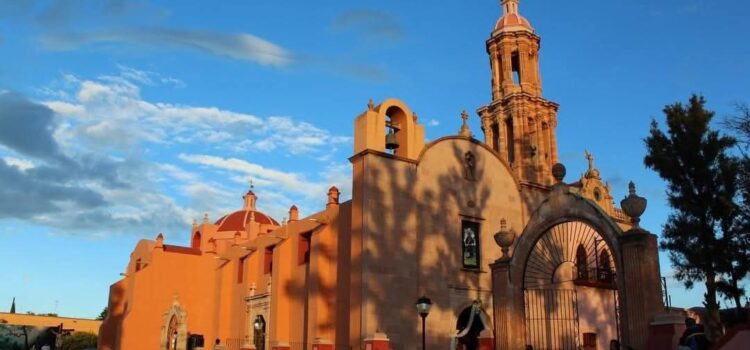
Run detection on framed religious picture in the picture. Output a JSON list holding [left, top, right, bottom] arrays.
[[461, 220, 481, 269]]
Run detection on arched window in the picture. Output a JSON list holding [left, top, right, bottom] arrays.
[[576, 244, 588, 280], [191, 232, 202, 249], [135, 258, 142, 272]]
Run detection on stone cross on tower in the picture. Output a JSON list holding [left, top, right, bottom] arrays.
[[459, 110, 472, 137]]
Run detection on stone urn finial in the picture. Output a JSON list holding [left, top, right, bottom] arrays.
[[552, 163, 566, 183], [620, 181, 647, 227], [494, 218, 515, 258]]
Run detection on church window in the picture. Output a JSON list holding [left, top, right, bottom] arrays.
[[461, 220, 481, 269], [238, 257, 246, 283], [511, 51, 521, 85], [491, 123, 500, 152], [135, 258, 142, 272], [505, 118, 515, 164], [264, 246, 275, 275], [298, 232, 311, 265], [593, 188, 602, 202], [576, 244, 588, 280]]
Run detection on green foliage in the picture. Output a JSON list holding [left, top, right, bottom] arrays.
[[96, 307, 108, 321], [644, 94, 739, 341], [61, 332, 97, 350]]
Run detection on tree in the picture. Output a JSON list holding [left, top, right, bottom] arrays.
[[720, 103, 750, 313], [96, 307, 108, 321], [644, 95, 739, 341], [60, 332, 97, 350]]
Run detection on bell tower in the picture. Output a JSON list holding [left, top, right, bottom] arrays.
[[477, 0, 560, 185]]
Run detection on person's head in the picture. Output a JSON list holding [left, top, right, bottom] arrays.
[[685, 317, 697, 327], [610, 339, 620, 350], [215, 338, 220, 345]]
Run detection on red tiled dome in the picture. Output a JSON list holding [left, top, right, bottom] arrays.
[[214, 210, 279, 232], [495, 13, 533, 32]]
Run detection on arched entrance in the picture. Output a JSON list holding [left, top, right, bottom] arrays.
[[452, 301, 491, 350], [522, 221, 619, 350], [160, 297, 188, 350]]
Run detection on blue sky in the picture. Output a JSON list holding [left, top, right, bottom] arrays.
[[0, 0, 748, 318]]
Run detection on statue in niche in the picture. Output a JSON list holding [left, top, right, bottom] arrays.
[[464, 151, 476, 181]]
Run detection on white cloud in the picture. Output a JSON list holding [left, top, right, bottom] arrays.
[[40, 28, 294, 67], [43, 68, 350, 156], [3, 157, 35, 172], [427, 119, 440, 127]]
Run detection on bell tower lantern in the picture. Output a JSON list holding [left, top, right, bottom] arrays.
[[478, 0, 560, 185]]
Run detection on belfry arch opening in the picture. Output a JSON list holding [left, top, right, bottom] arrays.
[[505, 118, 515, 164], [511, 50, 521, 85], [385, 106, 408, 156], [191, 232, 201, 249]]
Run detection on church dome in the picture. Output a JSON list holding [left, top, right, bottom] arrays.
[[494, 0, 534, 33], [495, 13, 533, 32], [214, 190, 279, 232], [214, 209, 279, 231]]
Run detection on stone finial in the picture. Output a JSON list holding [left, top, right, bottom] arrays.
[[551, 163, 566, 183], [327, 186, 340, 206], [367, 99, 375, 111], [233, 231, 241, 246], [155, 233, 164, 249], [459, 110, 472, 137], [203, 213, 209, 224], [412, 112, 418, 122], [493, 218, 515, 258], [288, 205, 299, 222], [620, 181, 647, 227], [192, 218, 198, 228]]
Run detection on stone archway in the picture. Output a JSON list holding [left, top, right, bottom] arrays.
[[451, 301, 492, 350], [160, 296, 188, 350], [521, 221, 620, 350], [490, 185, 663, 349]]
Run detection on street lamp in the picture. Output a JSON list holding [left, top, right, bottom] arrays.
[[416, 296, 432, 350]]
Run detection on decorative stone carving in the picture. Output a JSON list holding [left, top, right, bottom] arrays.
[[620, 181, 647, 227], [493, 218, 515, 258], [551, 163, 566, 182]]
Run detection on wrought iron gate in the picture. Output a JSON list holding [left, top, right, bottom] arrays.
[[524, 289, 579, 350]]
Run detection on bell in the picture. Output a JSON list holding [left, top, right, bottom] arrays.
[[385, 131, 400, 150]]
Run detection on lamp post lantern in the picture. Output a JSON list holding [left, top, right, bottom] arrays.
[[416, 296, 432, 350]]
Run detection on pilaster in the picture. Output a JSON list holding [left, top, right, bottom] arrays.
[[490, 259, 524, 350], [618, 230, 664, 349]]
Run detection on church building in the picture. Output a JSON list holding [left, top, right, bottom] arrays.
[[98, 1, 665, 349]]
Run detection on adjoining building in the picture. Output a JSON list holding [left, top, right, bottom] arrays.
[[98, 1, 665, 350]]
